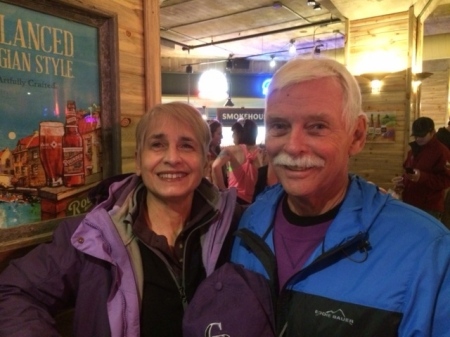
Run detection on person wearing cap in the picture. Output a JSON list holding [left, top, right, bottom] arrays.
[[400, 116, 450, 220]]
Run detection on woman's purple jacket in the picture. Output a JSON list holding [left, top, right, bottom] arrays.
[[0, 175, 238, 337]]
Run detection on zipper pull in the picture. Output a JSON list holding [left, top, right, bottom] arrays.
[[179, 286, 188, 309]]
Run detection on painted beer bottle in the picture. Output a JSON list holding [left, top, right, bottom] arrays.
[[63, 100, 85, 187]]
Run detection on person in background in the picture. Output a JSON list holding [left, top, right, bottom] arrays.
[[204, 120, 224, 183], [231, 120, 244, 145], [399, 116, 450, 221], [0, 102, 242, 337], [212, 119, 264, 204], [231, 58, 450, 336], [436, 119, 450, 228], [209, 120, 223, 155], [436, 119, 450, 149]]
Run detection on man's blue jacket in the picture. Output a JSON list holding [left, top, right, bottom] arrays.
[[231, 175, 450, 337]]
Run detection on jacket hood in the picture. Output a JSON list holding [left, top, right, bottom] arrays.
[[73, 175, 229, 260]]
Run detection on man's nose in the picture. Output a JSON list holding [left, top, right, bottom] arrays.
[[283, 126, 309, 155]]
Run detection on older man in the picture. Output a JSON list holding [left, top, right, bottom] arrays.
[[231, 58, 450, 336]]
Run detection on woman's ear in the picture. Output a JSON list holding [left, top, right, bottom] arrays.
[[348, 115, 367, 157]]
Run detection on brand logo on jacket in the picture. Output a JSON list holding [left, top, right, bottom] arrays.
[[204, 322, 231, 337], [315, 309, 354, 325]]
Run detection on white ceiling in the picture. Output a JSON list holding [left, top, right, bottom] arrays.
[[159, 0, 450, 62]]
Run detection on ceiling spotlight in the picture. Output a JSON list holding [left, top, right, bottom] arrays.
[[313, 3, 322, 10], [289, 39, 296, 54], [269, 55, 276, 68], [307, 0, 316, 6]]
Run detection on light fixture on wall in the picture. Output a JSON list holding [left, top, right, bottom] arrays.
[[359, 72, 391, 94], [412, 72, 433, 119], [412, 72, 433, 93], [370, 80, 382, 94], [269, 55, 276, 68]]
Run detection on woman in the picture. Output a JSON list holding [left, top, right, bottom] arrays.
[[212, 119, 264, 204], [231, 120, 244, 145], [0, 102, 242, 337], [205, 120, 228, 187], [208, 119, 223, 157], [204, 120, 222, 182]]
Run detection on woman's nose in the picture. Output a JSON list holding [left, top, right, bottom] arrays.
[[163, 145, 182, 163]]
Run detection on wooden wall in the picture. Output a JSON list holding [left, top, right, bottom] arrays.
[[421, 59, 450, 127], [347, 12, 414, 190], [58, 0, 160, 173]]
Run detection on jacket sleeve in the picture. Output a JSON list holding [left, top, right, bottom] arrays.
[[0, 216, 84, 337], [399, 233, 450, 337], [417, 149, 450, 191]]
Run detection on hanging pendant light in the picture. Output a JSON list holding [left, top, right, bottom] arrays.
[[198, 69, 228, 101], [224, 97, 235, 107], [289, 39, 296, 55], [269, 55, 276, 68]]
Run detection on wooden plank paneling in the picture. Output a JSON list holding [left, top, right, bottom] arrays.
[[420, 70, 450, 126], [348, 11, 412, 189]]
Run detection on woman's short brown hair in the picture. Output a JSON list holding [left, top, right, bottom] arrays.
[[135, 102, 211, 162]]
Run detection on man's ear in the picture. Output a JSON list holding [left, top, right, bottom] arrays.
[[135, 151, 141, 176], [348, 115, 367, 157]]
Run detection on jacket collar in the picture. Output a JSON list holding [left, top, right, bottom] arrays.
[[246, 175, 390, 251]]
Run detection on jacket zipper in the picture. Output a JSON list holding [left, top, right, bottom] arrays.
[[140, 209, 219, 309], [179, 209, 219, 309], [277, 231, 369, 335]]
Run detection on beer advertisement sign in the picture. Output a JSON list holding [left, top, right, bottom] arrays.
[[0, 1, 109, 229]]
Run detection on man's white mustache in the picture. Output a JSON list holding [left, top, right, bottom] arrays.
[[272, 152, 325, 169]]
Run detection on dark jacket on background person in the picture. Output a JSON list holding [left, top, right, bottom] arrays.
[[231, 176, 450, 336], [436, 125, 450, 149], [402, 136, 450, 213], [0, 174, 241, 337]]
